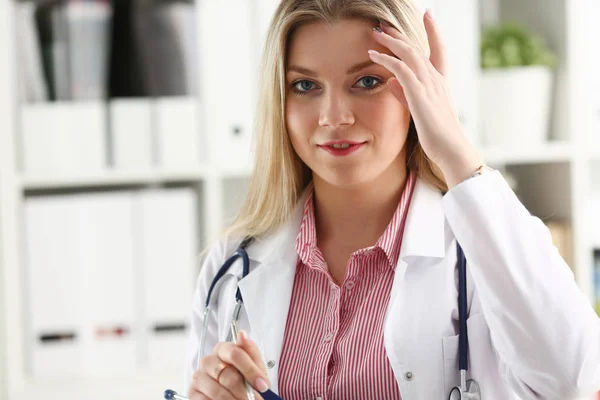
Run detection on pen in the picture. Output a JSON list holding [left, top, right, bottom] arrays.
[[230, 320, 256, 400]]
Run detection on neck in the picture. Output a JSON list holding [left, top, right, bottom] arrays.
[[312, 157, 408, 250]]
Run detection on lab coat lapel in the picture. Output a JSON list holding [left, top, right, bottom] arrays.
[[237, 191, 308, 393], [389, 177, 447, 308], [384, 177, 447, 371]]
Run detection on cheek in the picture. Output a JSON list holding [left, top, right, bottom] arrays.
[[285, 99, 315, 148], [361, 95, 410, 145]]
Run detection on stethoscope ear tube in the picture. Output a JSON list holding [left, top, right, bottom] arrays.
[[204, 237, 254, 308], [457, 243, 469, 372]]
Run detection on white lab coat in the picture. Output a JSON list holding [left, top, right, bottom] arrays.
[[184, 171, 600, 399]]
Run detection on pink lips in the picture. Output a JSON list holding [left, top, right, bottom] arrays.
[[318, 140, 366, 156]]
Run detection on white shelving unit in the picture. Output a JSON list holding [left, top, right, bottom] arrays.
[[0, 0, 598, 399]]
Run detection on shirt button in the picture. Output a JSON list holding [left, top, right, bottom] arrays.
[[324, 333, 333, 341], [345, 280, 355, 289], [267, 360, 276, 369], [404, 371, 414, 381]]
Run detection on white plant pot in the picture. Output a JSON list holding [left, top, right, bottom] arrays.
[[480, 65, 554, 147]]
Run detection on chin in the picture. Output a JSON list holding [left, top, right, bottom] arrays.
[[315, 168, 375, 189]]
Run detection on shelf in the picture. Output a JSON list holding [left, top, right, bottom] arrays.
[[12, 371, 181, 400], [19, 167, 211, 191], [480, 141, 574, 165], [19, 165, 254, 192]]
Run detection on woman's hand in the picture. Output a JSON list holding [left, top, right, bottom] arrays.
[[189, 331, 270, 400], [368, 9, 484, 188]]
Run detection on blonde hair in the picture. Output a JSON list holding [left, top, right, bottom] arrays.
[[221, 0, 447, 241]]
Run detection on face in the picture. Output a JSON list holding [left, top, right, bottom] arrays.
[[285, 18, 411, 189]]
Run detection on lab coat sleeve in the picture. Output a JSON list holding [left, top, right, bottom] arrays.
[[183, 237, 230, 395], [442, 170, 600, 399]]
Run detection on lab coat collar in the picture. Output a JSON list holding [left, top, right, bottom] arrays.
[[399, 175, 447, 261], [245, 175, 447, 267]]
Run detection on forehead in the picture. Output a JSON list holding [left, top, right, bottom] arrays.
[[286, 18, 377, 66]]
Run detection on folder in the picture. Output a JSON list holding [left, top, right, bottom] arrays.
[[199, 0, 254, 170], [134, 188, 198, 371], [108, 0, 148, 97], [50, 3, 70, 101], [76, 192, 137, 376], [25, 192, 137, 378], [20, 101, 107, 174], [64, 1, 113, 101], [133, 0, 196, 97], [15, 2, 49, 103], [109, 98, 153, 169], [154, 97, 201, 167], [25, 195, 85, 378]]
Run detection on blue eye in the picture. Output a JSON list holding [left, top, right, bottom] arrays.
[[356, 76, 382, 89], [293, 80, 315, 93]]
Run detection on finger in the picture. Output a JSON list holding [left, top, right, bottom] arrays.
[[423, 9, 448, 76], [189, 370, 237, 400], [368, 50, 421, 102], [387, 77, 408, 109], [373, 26, 430, 83], [217, 365, 259, 400], [238, 331, 267, 375], [214, 341, 269, 393], [199, 355, 228, 382]]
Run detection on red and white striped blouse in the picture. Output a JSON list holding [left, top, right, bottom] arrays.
[[278, 170, 417, 400]]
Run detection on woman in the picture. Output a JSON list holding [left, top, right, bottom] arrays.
[[184, 0, 600, 399]]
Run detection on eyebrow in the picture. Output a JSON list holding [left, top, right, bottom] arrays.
[[287, 60, 376, 77]]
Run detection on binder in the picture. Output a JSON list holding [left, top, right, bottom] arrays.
[[34, 1, 58, 100], [51, 4, 70, 100], [25, 192, 137, 378], [154, 97, 201, 167], [15, 2, 49, 103], [25, 195, 85, 378], [20, 101, 107, 174], [200, 0, 255, 170], [109, 98, 153, 169], [64, 1, 113, 101], [134, 188, 198, 371], [108, 0, 148, 97], [133, 0, 196, 97], [76, 192, 137, 376]]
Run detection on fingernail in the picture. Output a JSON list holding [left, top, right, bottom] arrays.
[[373, 26, 383, 33], [255, 377, 269, 392], [239, 330, 248, 341], [426, 8, 434, 20], [368, 50, 379, 56]]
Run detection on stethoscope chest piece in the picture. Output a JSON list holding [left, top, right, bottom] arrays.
[[448, 378, 481, 400]]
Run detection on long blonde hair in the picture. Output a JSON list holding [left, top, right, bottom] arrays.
[[221, 0, 447, 241]]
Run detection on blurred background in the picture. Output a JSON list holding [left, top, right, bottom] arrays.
[[0, 0, 598, 399]]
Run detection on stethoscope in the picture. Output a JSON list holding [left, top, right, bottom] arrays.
[[165, 237, 283, 400], [165, 238, 481, 400]]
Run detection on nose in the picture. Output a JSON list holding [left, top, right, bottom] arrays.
[[318, 91, 355, 128]]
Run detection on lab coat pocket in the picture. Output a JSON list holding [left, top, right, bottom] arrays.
[[441, 313, 489, 395], [442, 331, 460, 395]]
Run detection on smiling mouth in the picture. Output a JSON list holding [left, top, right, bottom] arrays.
[[318, 141, 366, 156]]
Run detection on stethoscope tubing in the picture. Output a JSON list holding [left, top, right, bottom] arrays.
[[169, 239, 479, 400]]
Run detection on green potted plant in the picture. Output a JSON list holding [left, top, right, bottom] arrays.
[[480, 22, 557, 147]]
